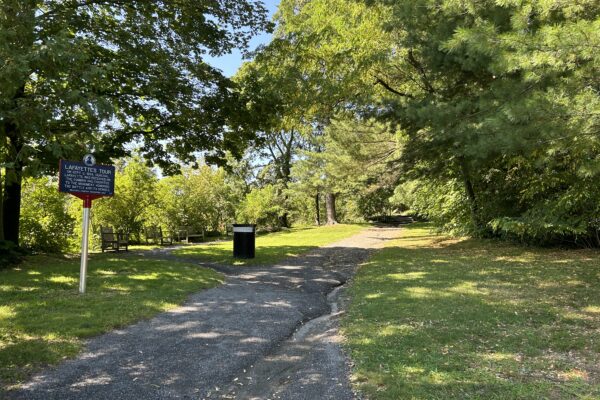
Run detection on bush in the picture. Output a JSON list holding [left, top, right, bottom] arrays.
[[148, 166, 238, 236], [236, 185, 283, 229], [20, 177, 76, 253]]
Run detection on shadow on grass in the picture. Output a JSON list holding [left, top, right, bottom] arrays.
[[4, 226, 381, 398], [344, 230, 600, 399], [0, 255, 222, 389], [175, 243, 319, 266], [171, 224, 370, 266]]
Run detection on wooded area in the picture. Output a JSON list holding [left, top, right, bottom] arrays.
[[1, 0, 599, 257]]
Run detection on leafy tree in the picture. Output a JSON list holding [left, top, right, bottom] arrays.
[[370, 0, 600, 241], [236, 184, 284, 229], [289, 148, 327, 225], [291, 117, 400, 223], [20, 176, 75, 252], [235, 44, 314, 228], [272, 0, 600, 245], [92, 158, 158, 242], [149, 166, 237, 236], [235, 0, 390, 225], [0, 0, 271, 246]]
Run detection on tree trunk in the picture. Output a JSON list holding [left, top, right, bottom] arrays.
[[459, 161, 483, 232], [3, 117, 24, 246], [0, 168, 4, 241], [278, 212, 290, 229], [3, 165, 23, 246], [325, 192, 338, 225], [315, 192, 321, 226]]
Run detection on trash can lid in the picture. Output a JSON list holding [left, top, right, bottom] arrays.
[[232, 224, 256, 233]]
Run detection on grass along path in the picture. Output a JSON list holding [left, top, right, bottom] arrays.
[[173, 224, 367, 265], [0, 254, 222, 391], [343, 224, 600, 399]]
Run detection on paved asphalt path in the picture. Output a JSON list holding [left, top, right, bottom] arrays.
[[11, 226, 401, 400]]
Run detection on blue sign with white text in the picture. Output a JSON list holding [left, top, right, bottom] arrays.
[[59, 160, 115, 196]]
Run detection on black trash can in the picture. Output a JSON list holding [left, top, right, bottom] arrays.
[[233, 224, 256, 259]]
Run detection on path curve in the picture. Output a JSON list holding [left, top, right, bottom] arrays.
[[11, 226, 401, 400]]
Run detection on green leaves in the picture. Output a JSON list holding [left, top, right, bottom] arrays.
[[0, 0, 272, 173], [262, 0, 600, 244]]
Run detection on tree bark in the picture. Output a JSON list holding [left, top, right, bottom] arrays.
[[0, 168, 4, 241], [3, 165, 23, 246], [325, 192, 338, 225], [315, 192, 321, 226], [3, 115, 24, 246], [278, 213, 290, 229], [459, 160, 483, 232]]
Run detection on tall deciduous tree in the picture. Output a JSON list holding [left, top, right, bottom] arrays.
[[235, 40, 313, 228], [0, 0, 271, 246], [235, 0, 390, 225]]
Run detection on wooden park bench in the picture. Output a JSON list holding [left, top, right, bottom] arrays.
[[145, 225, 173, 246], [100, 226, 129, 252], [176, 227, 205, 243]]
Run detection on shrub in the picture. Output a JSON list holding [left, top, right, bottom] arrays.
[[20, 177, 75, 253]]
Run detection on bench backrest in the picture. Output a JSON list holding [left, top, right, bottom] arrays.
[[101, 226, 115, 242]]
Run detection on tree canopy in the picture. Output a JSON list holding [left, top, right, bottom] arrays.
[[236, 0, 600, 245], [0, 0, 272, 244], [3, 0, 600, 251]]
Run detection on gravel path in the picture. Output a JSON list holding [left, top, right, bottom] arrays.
[[11, 226, 401, 400]]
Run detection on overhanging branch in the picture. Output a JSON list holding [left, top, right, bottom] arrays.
[[374, 77, 415, 99]]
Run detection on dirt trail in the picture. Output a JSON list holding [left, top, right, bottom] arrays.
[[11, 226, 401, 400]]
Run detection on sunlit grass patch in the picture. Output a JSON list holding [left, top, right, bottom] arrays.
[[343, 223, 600, 399], [0, 253, 222, 391], [173, 224, 367, 265]]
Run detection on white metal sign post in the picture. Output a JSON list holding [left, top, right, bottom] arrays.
[[58, 155, 115, 294], [79, 201, 92, 293]]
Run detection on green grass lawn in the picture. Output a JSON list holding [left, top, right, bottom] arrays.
[[0, 253, 222, 391], [343, 224, 600, 399], [173, 224, 367, 265]]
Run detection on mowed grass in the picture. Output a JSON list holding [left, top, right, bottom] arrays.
[[343, 224, 600, 399], [173, 224, 367, 265], [0, 253, 222, 390]]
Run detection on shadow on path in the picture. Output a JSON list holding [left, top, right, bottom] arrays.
[[10, 226, 402, 400]]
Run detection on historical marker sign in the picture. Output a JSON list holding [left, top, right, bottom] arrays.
[[59, 160, 115, 197], [59, 156, 115, 294]]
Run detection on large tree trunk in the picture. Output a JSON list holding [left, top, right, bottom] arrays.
[[3, 118, 24, 246], [315, 192, 321, 226], [3, 165, 23, 246], [325, 192, 338, 225], [2, 78, 27, 246], [0, 168, 4, 241]]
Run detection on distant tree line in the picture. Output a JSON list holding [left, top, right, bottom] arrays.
[[17, 156, 379, 254]]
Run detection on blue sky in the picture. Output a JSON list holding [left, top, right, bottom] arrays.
[[204, 0, 280, 77]]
